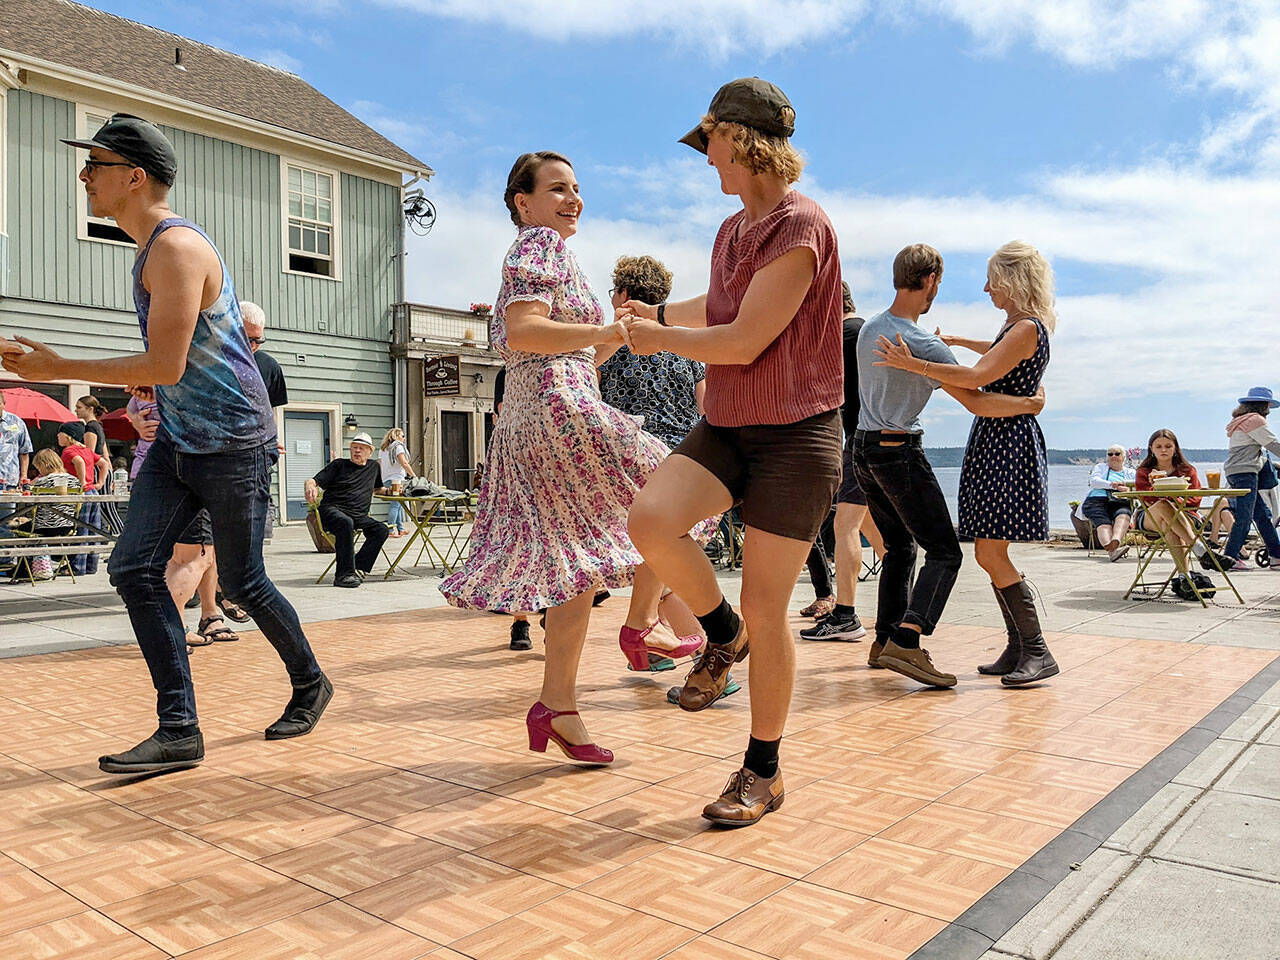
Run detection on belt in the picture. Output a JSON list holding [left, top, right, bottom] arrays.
[[854, 430, 922, 445]]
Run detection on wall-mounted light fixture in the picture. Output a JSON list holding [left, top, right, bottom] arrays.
[[343, 414, 359, 433], [472, 372, 484, 385]]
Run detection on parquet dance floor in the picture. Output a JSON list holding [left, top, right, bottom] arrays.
[[1, 603, 1274, 959]]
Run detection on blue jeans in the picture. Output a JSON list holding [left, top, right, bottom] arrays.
[[385, 498, 407, 533], [108, 438, 322, 726], [854, 434, 963, 637], [1224, 472, 1280, 561], [72, 489, 101, 575]]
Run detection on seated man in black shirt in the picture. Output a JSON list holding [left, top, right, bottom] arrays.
[[305, 433, 387, 587]]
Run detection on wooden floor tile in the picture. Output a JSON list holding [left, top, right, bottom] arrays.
[[471, 818, 663, 886], [179, 899, 439, 959], [0, 910, 168, 959], [450, 890, 697, 960], [97, 859, 331, 954], [661, 937, 777, 959], [878, 803, 1062, 868], [310, 771, 477, 821], [189, 797, 371, 859], [345, 851, 567, 944], [806, 837, 1011, 920], [579, 846, 792, 931], [712, 882, 945, 959], [257, 823, 459, 896], [939, 772, 1109, 828], [577, 784, 712, 843], [0, 866, 85, 936], [680, 813, 867, 878], [784, 780, 929, 833], [387, 792, 566, 851]]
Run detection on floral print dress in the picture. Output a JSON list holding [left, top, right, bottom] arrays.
[[440, 227, 706, 613]]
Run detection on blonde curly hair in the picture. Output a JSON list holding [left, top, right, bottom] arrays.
[[699, 114, 805, 183], [987, 241, 1057, 334]]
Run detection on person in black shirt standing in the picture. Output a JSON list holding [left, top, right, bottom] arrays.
[[305, 433, 386, 587], [241, 301, 287, 542], [801, 283, 884, 641]]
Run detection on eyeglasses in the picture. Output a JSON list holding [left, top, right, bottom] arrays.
[[1108, 452, 1124, 456], [248, 337, 266, 345], [81, 159, 137, 174]]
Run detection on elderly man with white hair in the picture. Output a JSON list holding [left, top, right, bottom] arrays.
[[240, 300, 287, 540], [304, 433, 387, 587]]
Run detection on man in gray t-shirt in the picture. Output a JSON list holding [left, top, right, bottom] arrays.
[[857, 311, 957, 434]]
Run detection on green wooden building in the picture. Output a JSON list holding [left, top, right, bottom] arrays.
[[0, 0, 431, 522]]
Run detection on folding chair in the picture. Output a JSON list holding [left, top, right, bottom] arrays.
[[314, 514, 393, 584], [858, 532, 882, 581]]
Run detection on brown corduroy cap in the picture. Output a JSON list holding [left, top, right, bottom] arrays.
[[679, 77, 796, 154]]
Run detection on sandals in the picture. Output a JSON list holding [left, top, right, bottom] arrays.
[[197, 615, 239, 643], [215, 591, 251, 623]]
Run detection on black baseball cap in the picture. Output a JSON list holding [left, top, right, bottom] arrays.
[[62, 113, 178, 186], [679, 77, 796, 154], [58, 421, 86, 443]]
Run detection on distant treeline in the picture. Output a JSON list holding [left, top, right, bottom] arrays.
[[922, 448, 1231, 468]]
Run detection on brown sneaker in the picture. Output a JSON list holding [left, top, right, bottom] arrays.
[[702, 767, 784, 827], [799, 596, 835, 619], [868, 637, 886, 668], [678, 620, 748, 711], [877, 640, 957, 688]]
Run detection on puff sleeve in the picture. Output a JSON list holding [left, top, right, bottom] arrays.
[[503, 227, 568, 307]]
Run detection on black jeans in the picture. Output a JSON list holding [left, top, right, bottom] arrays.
[[108, 438, 322, 726], [318, 505, 389, 579], [853, 434, 962, 638]]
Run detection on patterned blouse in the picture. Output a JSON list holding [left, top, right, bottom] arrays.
[[599, 347, 705, 449]]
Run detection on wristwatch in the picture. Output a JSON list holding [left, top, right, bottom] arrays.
[[656, 303, 668, 326]]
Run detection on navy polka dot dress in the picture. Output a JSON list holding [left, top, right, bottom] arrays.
[[958, 318, 1050, 542]]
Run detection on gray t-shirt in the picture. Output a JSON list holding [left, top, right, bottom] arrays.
[[857, 309, 958, 433]]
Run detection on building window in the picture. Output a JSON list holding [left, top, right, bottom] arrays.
[[75, 105, 135, 246], [282, 160, 341, 279]]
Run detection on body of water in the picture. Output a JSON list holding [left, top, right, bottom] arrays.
[[930, 462, 1227, 530]]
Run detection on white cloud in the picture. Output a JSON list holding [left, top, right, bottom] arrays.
[[256, 48, 303, 73]]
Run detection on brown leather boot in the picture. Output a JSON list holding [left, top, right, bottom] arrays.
[[702, 766, 784, 827], [978, 583, 1021, 675], [999, 581, 1059, 687], [678, 620, 749, 711]]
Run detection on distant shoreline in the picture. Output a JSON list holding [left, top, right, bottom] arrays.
[[923, 447, 1229, 468]]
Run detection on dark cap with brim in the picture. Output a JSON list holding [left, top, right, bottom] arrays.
[[62, 113, 178, 186], [679, 77, 796, 154], [58, 421, 86, 443]]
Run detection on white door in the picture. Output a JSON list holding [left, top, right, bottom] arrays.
[[284, 412, 330, 520]]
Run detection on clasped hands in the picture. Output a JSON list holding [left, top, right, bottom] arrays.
[[610, 300, 666, 355]]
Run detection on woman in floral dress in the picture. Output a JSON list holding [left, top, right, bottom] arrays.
[[441, 151, 702, 764]]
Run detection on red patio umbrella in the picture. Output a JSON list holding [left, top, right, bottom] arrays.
[[100, 406, 138, 441], [0, 387, 76, 426]]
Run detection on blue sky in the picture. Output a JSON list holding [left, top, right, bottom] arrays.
[[86, 1, 1280, 449]]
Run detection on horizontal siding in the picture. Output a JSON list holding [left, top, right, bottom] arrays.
[[4, 90, 402, 342]]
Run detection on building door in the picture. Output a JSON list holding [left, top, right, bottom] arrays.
[[484, 412, 495, 453], [440, 410, 472, 490], [284, 411, 330, 520]]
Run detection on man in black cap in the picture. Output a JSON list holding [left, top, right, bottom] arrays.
[[3, 113, 331, 775]]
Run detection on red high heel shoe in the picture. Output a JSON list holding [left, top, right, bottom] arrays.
[[619, 622, 704, 671], [526, 702, 613, 764]]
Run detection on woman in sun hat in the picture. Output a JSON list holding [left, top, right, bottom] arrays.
[[1221, 386, 1280, 569]]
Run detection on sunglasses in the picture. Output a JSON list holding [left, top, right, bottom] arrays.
[[248, 337, 266, 345], [82, 159, 137, 173], [1108, 452, 1124, 456]]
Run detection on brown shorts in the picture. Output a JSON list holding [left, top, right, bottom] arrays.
[[674, 409, 842, 542]]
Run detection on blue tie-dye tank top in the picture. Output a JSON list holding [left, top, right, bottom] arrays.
[[132, 218, 276, 454]]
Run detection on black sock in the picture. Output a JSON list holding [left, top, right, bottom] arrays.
[[743, 736, 780, 778], [893, 625, 922, 649], [696, 597, 740, 646], [832, 603, 855, 619], [154, 723, 199, 742]]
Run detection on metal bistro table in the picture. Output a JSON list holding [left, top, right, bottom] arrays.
[[1112, 488, 1247, 606], [375, 493, 475, 578], [0, 492, 131, 579]]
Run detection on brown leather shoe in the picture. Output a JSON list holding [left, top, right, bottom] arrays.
[[868, 637, 886, 668], [799, 596, 835, 619], [678, 620, 748, 711], [877, 640, 957, 688], [702, 767, 784, 827]]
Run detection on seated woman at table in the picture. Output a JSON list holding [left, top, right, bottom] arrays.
[[21, 448, 83, 580], [1134, 429, 1232, 577], [1080, 445, 1135, 560]]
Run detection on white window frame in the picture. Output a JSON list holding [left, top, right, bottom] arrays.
[[280, 156, 342, 281], [0, 92, 7, 236], [73, 103, 137, 248]]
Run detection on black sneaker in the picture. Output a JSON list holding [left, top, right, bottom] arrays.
[[184, 593, 201, 609], [800, 612, 866, 641], [99, 729, 204, 775], [265, 674, 333, 740], [1199, 550, 1234, 572], [510, 619, 532, 650], [335, 574, 361, 588]]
